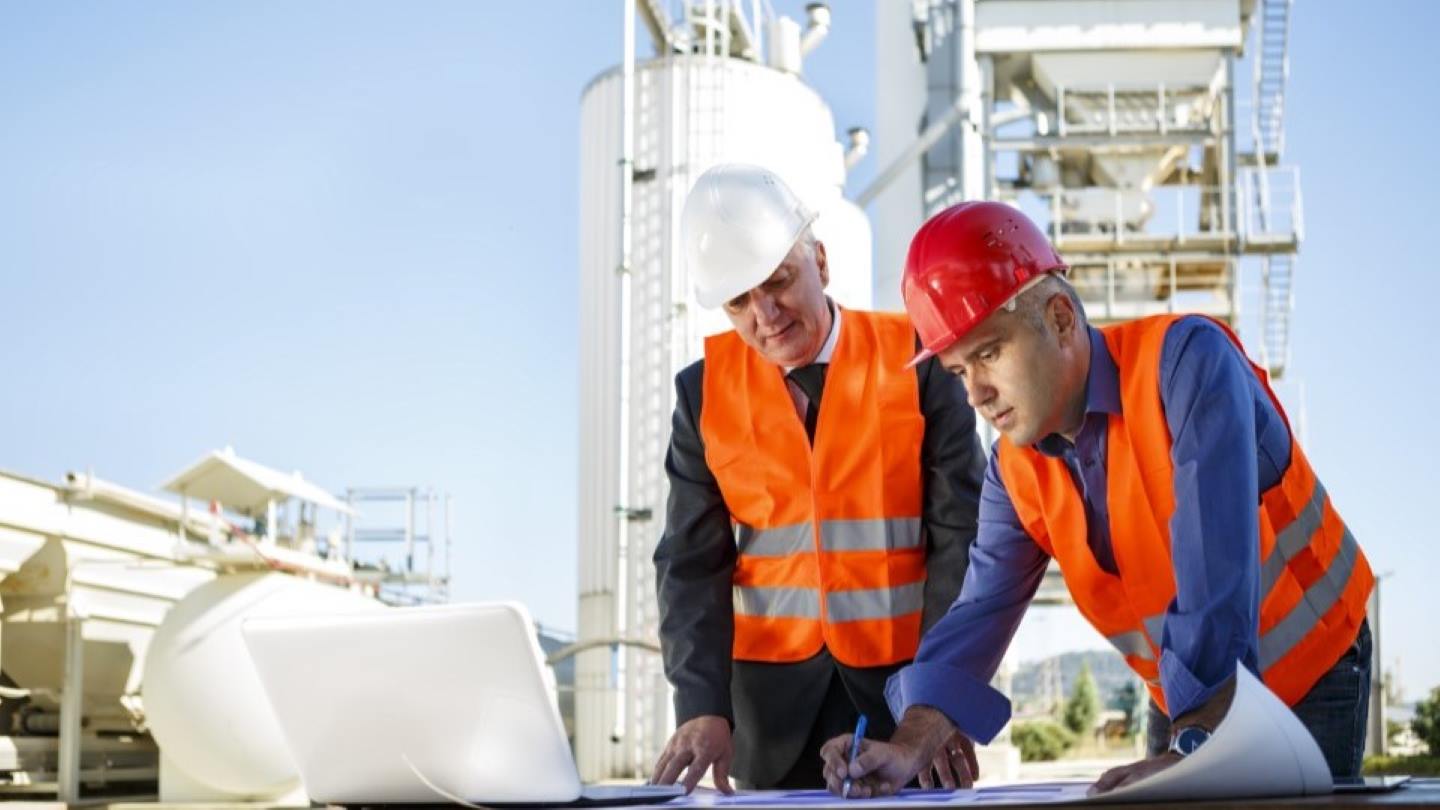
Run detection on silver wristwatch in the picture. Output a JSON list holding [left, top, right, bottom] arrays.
[[1168, 725, 1212, 758]]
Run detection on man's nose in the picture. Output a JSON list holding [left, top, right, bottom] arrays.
[[751, 292, 781, 323], [964, 370, 994, 410]]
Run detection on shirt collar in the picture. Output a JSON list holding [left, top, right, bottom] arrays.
[[1083, 324, 1122, 416], [784, 298, 841, 372], [1034, 325, 1121, 455]]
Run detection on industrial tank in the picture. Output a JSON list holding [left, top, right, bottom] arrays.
[[141, 572, 382, 801]]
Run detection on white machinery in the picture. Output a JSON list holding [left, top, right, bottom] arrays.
[[576, 1, 870, 781], [0, 448, 450, 802]]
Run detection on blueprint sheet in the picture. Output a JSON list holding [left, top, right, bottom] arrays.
[[670, 782, 1091, 807], [660, 663, 1332, 807]]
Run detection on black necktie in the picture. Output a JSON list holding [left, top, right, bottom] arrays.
[[787, 363, 828, 443]]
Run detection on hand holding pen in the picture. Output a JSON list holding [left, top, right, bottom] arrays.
[[821, 707, 976, 798], [841, 714, 867, 798]]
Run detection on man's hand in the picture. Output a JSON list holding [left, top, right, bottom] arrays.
[[917, 731, 978, 790], [1089, 674, 1236, 796], [819, 705, 958, 798], [819, 735, 925, 798], [651, 715, 734, 795], [1089, 751, 1182, 795]]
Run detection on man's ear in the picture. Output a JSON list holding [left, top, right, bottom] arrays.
[[814, 240, 829, 289], [1049, 293, 1079, 343]]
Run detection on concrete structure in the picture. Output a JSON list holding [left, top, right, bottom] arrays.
[[869, 0, 1302, 378]]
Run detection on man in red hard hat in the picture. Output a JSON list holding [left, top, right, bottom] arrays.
[[820, 201, 1374, 796]]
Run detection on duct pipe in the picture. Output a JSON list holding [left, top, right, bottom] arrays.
[[857, 99, 968, 207], [615, 0, 635, 777], [956, 0, 980, 201], [844, 127, 870, 172], [800, 3, 831, 55], [858, 0, 979, 207], [637, 0, 674, 53]]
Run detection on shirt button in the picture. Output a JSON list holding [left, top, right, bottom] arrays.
[[1083, 459, 1096, 468]]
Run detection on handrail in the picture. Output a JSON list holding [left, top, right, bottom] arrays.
[[1005, 80, 1216, 139], [1017, 167, 1302, 248]]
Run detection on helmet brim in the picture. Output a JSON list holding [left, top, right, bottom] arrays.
[[902, 345, 936, 370]]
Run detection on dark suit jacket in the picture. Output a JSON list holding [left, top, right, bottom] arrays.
[[652, 331, 987, 787]]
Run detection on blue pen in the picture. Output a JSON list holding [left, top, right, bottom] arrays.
[[840, 714, 868, 799]]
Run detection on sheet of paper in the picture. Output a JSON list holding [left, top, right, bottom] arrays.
[[1086, 662, 1332, 803], [660, 662, 1331, 808], [669, 782, 1091, 808]]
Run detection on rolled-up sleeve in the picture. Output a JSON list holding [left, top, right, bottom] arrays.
[[885, 444, 1049, 743], [1156, 317, 1273, 717]]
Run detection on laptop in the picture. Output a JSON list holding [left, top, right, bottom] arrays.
[[241, 602, 683, 806], [1333, 775, 1412, 793]]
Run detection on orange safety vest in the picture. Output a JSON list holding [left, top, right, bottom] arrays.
[[700, 309, 927, 668], [997, 314, 1372, 715]]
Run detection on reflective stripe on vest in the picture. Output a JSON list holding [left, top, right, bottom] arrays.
[[997, 314, 1372, 715], [1106, 630, 1156, 662], [735, 586, 821, 619], [701, 309, 927, 667], [1260, 480, 1341, 596], [732, 583, 926, 623], [1260, 526, 1363, 670], [823, 517, 924, 553], [737, 517, 924, 557], [737, 523, 813, 557], [1107, 614, 1164, 662], [733, 517, 925, 624], [827, 580, 925, 622]]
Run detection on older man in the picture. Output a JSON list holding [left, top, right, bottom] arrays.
[[649, 165, 987, 793], [821, 201, 1374, 797]]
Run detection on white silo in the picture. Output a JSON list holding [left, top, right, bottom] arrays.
[[576, 2, 870, 780]]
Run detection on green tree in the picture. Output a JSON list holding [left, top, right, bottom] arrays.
[[1063, 663, 1100, 736], [1111, 680, 1143, 737], [1011, 721, 1076, 762], [1413, 686, 1440, 756]]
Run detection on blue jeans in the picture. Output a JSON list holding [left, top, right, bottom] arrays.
[[1146, 620, 1372, 779]]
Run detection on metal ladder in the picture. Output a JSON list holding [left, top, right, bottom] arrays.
[[1254, 0, 1292, 160], [1262, 253, 1295, 378], [1252, 0, 1295, 377]]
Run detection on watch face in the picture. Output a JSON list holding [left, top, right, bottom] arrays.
[[1173, 726, 1211, 756]]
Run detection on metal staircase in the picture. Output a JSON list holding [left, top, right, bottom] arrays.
[[1254, 0, 1292, 162], [1249, 0, 1297, 377], [1262, 253, 1296, 377]]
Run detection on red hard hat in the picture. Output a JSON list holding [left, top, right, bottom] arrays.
[[901, 201, 1068, 368]]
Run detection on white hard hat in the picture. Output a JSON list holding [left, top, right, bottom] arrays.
[[681, 163, 817, 309]]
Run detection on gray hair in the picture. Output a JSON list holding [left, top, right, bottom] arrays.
[[1004, 274, 1086, 332]]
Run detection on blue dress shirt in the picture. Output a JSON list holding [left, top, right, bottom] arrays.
[[885, 316, 1293, 742]]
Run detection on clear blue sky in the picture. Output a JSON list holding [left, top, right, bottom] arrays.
[[2, 2, 1436, 699]]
